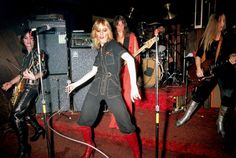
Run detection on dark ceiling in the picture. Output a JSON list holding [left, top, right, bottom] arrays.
[[1, 0, 235, 33]]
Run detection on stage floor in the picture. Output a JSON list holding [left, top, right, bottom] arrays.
[[1, 86, 236, 158]]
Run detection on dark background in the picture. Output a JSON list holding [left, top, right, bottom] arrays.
[[1, 0, 235, 34], [0, 0, 235, 84]]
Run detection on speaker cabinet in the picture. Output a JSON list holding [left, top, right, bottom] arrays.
[[70, 48, 98, 111], [36, 74, 70, 113], [28, 20, 69, 75]]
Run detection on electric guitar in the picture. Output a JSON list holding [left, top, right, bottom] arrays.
[[10, 61, 34, 106], [133, 36, 157, 57], [124, 36, 157, 66], [188, 58, 229, 85]]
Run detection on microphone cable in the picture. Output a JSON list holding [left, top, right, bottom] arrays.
[[46, 100, 110, 158]]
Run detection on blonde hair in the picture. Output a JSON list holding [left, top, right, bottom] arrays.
[[200, 13, 226, 52], [91, 18, 113, 49]]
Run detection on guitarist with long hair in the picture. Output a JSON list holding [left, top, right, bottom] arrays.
[[109, 15, 140, 129], [1, 29, 48, 158], [175, 10, 236, 138]]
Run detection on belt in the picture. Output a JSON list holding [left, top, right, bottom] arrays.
[[100, 72, 112, 77], [26, 79, 39, 85]]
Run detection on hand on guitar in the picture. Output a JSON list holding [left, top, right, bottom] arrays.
[[196, 67, 204, 78], [1, 75, 21, 91], [229, 53, 236, 65], [23, 69, 36, 80], [2, 82, 13, 91]]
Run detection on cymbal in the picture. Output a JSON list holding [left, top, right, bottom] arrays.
[[151, 45, 166, 53], [148, 22, 161, 26], [163, 3, 176, 20]]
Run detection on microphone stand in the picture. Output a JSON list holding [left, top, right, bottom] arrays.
[[36, 32, 52, 158], [155, 34, 160, 157]]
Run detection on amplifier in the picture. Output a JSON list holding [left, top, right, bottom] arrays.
[[70, 31, 92, 48], [69, 48, 98, 111], [28, 19, 68, 75], [28, 19, 67, 33], [32, 14, 64, 21]]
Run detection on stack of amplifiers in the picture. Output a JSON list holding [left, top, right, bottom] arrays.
[[28, 18, 68, 75], [70, 31, 92, 48], [28, 16, 71, 113]]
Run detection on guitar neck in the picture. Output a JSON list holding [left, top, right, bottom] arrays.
[[133, 37, 156, 58], [123, 37, 156, 66], [133, 44, 148, 57], [209, 59, 229, 70]]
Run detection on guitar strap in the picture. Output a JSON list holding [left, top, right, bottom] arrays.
[[215, 37, 223, 63]]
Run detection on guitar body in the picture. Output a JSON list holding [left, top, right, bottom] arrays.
[[10, 79, 26, 106], [10, 56, 36, 106], [188, 59, 215, 84]]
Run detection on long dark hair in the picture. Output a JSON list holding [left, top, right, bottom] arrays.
[[113, 15, 130, 38], [20, 29, 37, 54]]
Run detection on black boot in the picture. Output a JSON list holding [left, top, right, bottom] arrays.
[[25, 115, 45, 142], [216, 105, 231, 138], [14, 118, 31, 158], [176, 100, 199, 127]]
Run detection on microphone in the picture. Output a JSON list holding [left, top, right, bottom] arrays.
[[31, 25, 51, 33], [66, 80, 71, 98]]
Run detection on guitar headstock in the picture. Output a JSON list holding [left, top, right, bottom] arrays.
[[144, 37, 157, 49]]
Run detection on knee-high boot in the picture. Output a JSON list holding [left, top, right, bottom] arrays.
[[216, 105, 231, 138], [14, 119, 31, 158], [176, 100, 199, 127], [25, 115, 45, 141], [125, 132, 141, 158], [80, 126, 95, 158]]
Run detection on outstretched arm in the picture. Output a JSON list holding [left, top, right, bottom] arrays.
[[121, 52, 141, 102], [66, 66, 98, 94]]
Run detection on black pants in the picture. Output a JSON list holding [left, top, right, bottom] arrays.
[[11, 84, 38, 121], [78, 92, 136, 134], [192, 76, 218, 104], [192, 63, 236, 108], [9, 84, 38, 152], [217, 63, 236, 107]]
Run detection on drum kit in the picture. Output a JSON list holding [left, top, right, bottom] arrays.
[[137, 26, 173, 87], [137, 3, 183, 88]]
